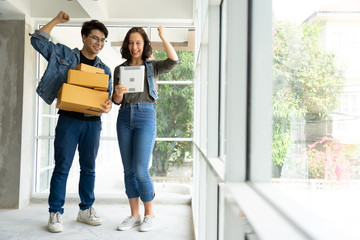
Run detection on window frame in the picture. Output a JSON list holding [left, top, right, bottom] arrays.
[[194, 0, 347, 239]]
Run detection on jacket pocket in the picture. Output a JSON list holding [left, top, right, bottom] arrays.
[[55, 56, 71, 76]]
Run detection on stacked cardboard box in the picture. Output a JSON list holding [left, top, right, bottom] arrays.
[[56, 63, 109, 116]]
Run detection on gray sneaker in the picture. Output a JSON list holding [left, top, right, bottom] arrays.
[[117, 216, 141, 231], [139, 215, 154, 232], [48, 212, 63, 233], [77, 207, 102, 226]]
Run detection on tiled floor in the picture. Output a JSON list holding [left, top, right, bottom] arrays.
[[0, 198, 194, 240]]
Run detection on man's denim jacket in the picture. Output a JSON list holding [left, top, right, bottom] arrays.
[[30, 30, 112, 105]]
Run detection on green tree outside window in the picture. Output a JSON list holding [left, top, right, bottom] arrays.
[[151, 50, 194, 178]]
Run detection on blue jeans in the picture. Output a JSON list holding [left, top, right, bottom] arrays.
[[116, 103, 156, 202], [48, 115, 102, 214]]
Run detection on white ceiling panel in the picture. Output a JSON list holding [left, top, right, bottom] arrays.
[[30, 0, 90, 18], [0, 0, 25, 20], [1, 0, 194, 25]]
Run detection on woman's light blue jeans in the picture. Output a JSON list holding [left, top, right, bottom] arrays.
[[116, 103, 156, 202]]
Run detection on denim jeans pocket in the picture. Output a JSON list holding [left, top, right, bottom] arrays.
[[139, 107, 156, 118]]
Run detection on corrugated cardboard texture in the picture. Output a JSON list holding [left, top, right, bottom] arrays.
[[56, 83, 108, 116], [74, 63, 104, 74], [67, 69, 108, 91]]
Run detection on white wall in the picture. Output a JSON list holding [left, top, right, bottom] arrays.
[[19, 20, 36, 208]]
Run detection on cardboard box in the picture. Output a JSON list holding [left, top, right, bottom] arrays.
[[56, 83, 109, 116], [74, 63, 104, 74], [67, 69, 109, 91]]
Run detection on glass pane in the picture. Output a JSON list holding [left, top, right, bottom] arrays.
[[151, 141, 193, 182], [38, 116, 57, 136], [150, 28, 195, 80], [38, 139, 54, 169], [153, 50, 195, 81], [272, 0, 360, 237], [94, 140, 123, 194], [40, 100, 57, 115], [100, 104, 119, 139], [156, 84, 194, 138], [39, 169, 52, 193]]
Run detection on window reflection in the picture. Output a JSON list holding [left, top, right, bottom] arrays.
[[272, 0, 360, 237]]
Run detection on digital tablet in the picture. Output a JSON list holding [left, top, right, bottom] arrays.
[[119, 65, 145, 93]]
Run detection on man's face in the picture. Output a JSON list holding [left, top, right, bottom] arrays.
[[82, 29, 106, 56]]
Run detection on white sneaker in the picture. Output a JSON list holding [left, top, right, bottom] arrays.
[[139, 215, 154, 232], [77, 207, 102, 226], [48, 212, 63, 233], [117, 215, 141, 231]]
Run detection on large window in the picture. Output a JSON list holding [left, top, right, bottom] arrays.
[[193, 0, 360, 239], [34, 25, 194, 194], [272, 0, 360, 237]]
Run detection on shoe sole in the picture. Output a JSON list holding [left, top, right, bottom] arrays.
[[139, 229, 151, 232], [139, 227, 152, 232], [48, 227, 63, 233], [77, 218, 102, 226], [117, 223, 140, 231]]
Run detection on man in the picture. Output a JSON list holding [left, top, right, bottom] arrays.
[[30, 11, 112, 233]]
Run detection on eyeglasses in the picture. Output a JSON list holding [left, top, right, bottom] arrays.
[[88, 35, 107, 44]]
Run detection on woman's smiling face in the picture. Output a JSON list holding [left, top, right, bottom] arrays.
[[128, 32, 144, 61]]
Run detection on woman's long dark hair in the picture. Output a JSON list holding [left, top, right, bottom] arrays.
[[121, 27, 152, 61]]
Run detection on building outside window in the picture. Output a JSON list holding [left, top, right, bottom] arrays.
[[272, 0, 360, 237]]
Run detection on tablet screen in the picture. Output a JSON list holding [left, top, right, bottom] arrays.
[[119, 65, 145, 93]]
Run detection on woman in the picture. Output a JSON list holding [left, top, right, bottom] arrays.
[[112, 26, 178, 232]]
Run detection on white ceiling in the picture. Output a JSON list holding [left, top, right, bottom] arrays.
[[0, 0, 26, 20], [0, 0, 195, 73], [0, 0, 194, 25]]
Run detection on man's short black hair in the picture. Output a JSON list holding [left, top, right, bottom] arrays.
[[81, 20, 108, 38]]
